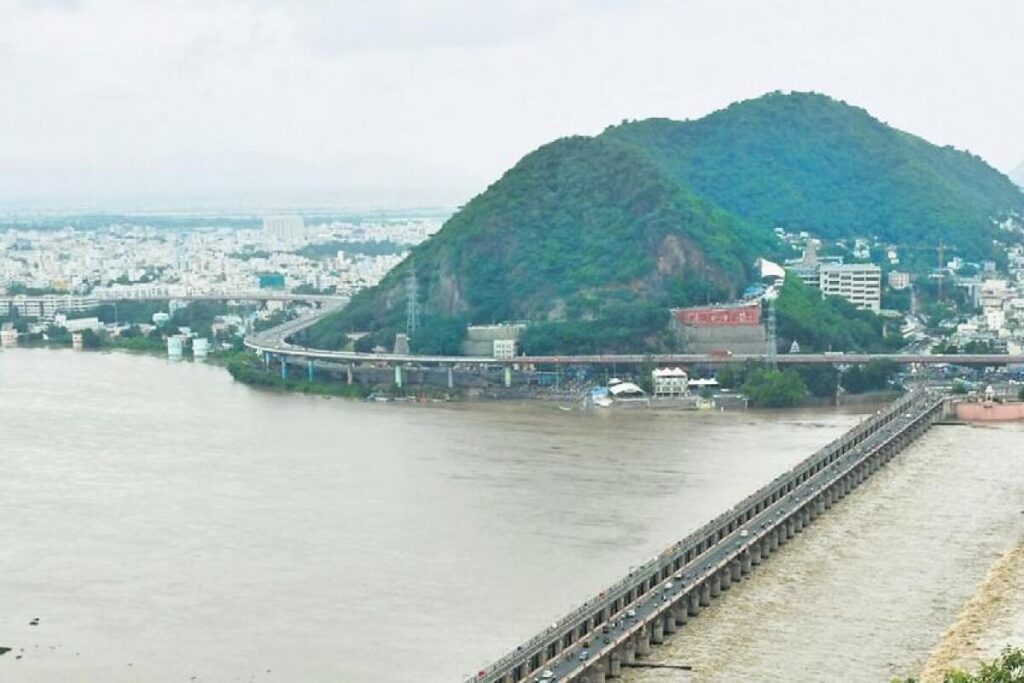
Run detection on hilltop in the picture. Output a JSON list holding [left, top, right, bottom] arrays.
[[307, 92, 1024, 353]]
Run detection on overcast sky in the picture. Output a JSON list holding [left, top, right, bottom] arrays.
[[1, 0, 1021, 211]]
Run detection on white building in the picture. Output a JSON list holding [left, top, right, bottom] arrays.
[[493, 339, 517, 360], [888, 271, 911, 291], [263, 215, 305, 244], [819, 263, 882, 312], [652, 367, 689, 397]]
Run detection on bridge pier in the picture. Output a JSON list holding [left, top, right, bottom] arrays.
[[740, 550, 752, 575], [710, 572, 722, 598], [730, 559, 742, 583], [699, 582, 712, 607], [280, 356, 288, 380], [586, 665, 606, 683], [622, 641, 636, 664], [636, 628, 652, 657], [663, 610, 677, 635], [673, 603, 688, 626], [307, 359, 314, 382], [394, 364, 403, 388], [687, 591, 701, 616], [609, 653, 622, 677], [750, 542, 762, 566], [263, 351, 270, 368], [794, 512, 804, 533], [770, 529, 780, 551], [346, 363, 353, 385], [720, 567, 732, 591], [447, 364, 454, 389], [504, 365, 512, 388], [651, 617, 665, 644]]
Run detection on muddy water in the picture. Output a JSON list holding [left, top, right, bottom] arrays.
[[622, 422, 1024, 683], [0, 349, 869, 682]]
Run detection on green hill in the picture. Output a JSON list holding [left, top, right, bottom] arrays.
[[604, 92, 1022, 257], [307, 92, 1023, 352]]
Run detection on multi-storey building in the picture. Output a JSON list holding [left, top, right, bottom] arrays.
[[818, 263, 881, 312]]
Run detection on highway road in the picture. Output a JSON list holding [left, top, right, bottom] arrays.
[[245, 307, 1024, 368]]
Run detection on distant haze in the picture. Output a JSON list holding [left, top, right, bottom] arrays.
[[1, 0, 1022, 212], [1012, 162, 1024, 188]]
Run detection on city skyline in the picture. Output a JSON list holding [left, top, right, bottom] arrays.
[[2, 0, 1023, 212]]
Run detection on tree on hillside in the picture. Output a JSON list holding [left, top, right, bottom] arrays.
[[742, 368, 808, 408]]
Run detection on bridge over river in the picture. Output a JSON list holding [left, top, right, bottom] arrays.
[[244, 301, 1024, 369], [465, 388, 949, 683]]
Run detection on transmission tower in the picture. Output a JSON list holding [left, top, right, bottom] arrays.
[[765, 295, 778, 370], [406, 268, 420, 337]]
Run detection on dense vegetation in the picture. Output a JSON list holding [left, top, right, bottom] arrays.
[[605, 92, 1022, 261], [741, 368, 808, 408], [894, 646, 1024, 682], [774, 274, 895, 352], [311, 91, 1023, 351], [295, 240, 408, 259]]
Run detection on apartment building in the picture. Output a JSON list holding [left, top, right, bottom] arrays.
[[819, 263, 882, 312]]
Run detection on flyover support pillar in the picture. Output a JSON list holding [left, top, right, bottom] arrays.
[[394, 364, 403, 389], [504, 365, 512, 388], [346, 363, 353, 385], [447, 364, 454, 389], [280, 356, 288, 380], [307, 359, 314, 383]]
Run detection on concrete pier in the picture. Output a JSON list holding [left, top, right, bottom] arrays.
[[663, 611, 677, 635], [651, 618, 664, 644], [687, 591, 701, 617], [636, 629, 652, 657], [609, 653, 622, 677]]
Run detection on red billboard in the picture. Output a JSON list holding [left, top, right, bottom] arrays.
[[673, 304, 761, 327]]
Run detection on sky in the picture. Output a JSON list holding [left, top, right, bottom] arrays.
[[1, 0, 1022, 212]]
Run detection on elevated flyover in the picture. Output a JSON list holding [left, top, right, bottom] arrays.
[[465, 388, 948, 683], [245, 310, 1024, 368]]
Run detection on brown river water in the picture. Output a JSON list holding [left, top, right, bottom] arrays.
[[0, 349, 1020, 682]]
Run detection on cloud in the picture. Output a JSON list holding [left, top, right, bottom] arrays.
[[0, 0, 1021, 210]]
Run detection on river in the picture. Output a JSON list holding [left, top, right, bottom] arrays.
[[0, 349, 1016, 682]]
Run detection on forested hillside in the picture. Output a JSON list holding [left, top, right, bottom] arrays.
[[604, 92, 1022, 258], [308, 92, 1023, 352]]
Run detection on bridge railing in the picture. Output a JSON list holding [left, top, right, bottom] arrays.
[[467, 388, 931, 682]]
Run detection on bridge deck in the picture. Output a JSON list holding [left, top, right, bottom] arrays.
[[467, 389, 945, 682]]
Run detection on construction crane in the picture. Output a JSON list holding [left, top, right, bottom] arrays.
[[896, 239, 957, 301]]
